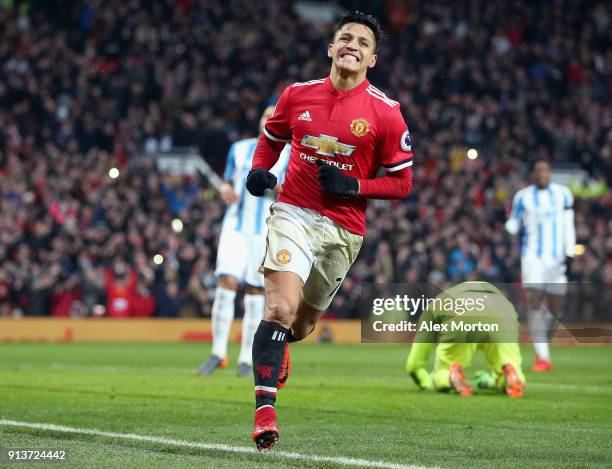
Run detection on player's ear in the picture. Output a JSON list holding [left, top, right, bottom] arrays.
[[327, 43, 334, 59], [368, 53, 377, 69]]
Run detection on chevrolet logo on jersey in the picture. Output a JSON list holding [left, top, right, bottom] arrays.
[[301, 134, 356, 157]]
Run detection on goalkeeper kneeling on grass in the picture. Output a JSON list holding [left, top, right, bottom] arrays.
[[406, 281, 525, 398]]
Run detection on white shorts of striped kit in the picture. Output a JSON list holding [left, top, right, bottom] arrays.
[[521, 255, 567, 295]]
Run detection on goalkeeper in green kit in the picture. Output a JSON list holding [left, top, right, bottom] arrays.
[[406, 281, 525, 397]]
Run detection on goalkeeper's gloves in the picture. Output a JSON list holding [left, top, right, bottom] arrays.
[[317, 160, 359, 196], [475, 370, 498, 390], [246, 169, 277, 196]]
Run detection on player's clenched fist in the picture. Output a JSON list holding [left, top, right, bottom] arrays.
[[246, 169, 277, 196], [316, 160, 359, 197]]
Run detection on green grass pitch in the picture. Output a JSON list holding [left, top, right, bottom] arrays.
[[1, 343, 611, 468]]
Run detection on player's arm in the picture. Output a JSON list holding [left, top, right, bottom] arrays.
[[504, 191, 524, 235], [220, 144, 239, 204], [406, 306, 436, 390], [317, 107, 413, 199], [247, 87, 292, 196], [406, 343, 435, 390], [269, 144, 291, 195]]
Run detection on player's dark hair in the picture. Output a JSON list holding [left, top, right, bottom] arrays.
[[333, 11, 384, 50], [531, 159, 551, 171]]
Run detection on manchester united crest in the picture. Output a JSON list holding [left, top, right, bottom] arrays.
[[275, 249, 292, 265], [350, 118, 370, 137]]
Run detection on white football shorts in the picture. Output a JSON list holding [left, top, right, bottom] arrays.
[[215, 229, 266, 288], [521, 255, 567, 295], [259, 202, 363, 310]]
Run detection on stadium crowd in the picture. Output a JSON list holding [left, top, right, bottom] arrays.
[[0, 0, 610, 319]]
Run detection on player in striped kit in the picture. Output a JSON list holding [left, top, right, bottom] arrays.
[[196, 101, 290, 377], [505, 160, 576, 372]]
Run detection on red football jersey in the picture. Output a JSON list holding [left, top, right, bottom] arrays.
[[260, 76, 413, 235]]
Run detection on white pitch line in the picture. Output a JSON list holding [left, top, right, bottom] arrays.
[[0, 419, 430, 469]]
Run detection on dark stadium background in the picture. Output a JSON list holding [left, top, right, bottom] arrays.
[[0, 0, 610, 321]]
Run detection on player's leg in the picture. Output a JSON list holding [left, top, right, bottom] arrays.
[[290, 300, 323, 340], [252, 269, 302, 450], [237, 285, 265, 377], [546, 292, 565, 340], [529, 292, 555, 371], [196, 230, 246, 375], [539, 267, 568, 368], [196, 275, 237, 375], [433, 343, 477, 397], [482, 342, 525, 397], [522, 256, 553, 370], [237, 234, 268, 376], [251, 203, 314, 451], [533, 260, 569, 370], [271, 299, 325, 390]]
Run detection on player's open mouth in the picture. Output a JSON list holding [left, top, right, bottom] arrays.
[[339, 51, 360, 63]]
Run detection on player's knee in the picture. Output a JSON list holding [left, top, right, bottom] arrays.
[[526, 290, 544, 311], [291, 320, 316, 341], [218, 275, 238, 291], [245, 285, 265, 295], [264, 298, 296, 328]]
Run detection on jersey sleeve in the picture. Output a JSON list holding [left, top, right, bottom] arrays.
[[378, 106, 414, 172], [262, 85, 292, 144], [269, 144, 291, 184], [223, 143, 237, 181], [357, 166, 412, 199], [504, 191, 524, 235], [252, 86, 292, 170]]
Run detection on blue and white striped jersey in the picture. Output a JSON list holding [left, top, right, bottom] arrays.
[[221, 138, 290, 236], [505, 183, 576, 261]]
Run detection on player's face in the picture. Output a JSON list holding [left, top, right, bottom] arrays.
[[533, 162, 551, 188], [258, 105, 275, 135], [328, 23, 377, 74]]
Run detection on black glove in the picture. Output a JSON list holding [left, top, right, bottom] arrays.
[[317, 160, 359, 197], [564, 256, 573, 278], [246, 169, 277, 196]]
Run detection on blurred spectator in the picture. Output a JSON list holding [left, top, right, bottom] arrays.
[[104, 259, 137, 318], [155, 282, 182, 318], [51, 273, 83, 317], [0, 0, 609, 320], [131, 279, 156, 318]]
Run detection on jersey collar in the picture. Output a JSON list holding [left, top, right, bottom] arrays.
[[325, 76, 370, 97]]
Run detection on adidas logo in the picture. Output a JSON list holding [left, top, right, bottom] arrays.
[[298, 110, 312, 121]]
